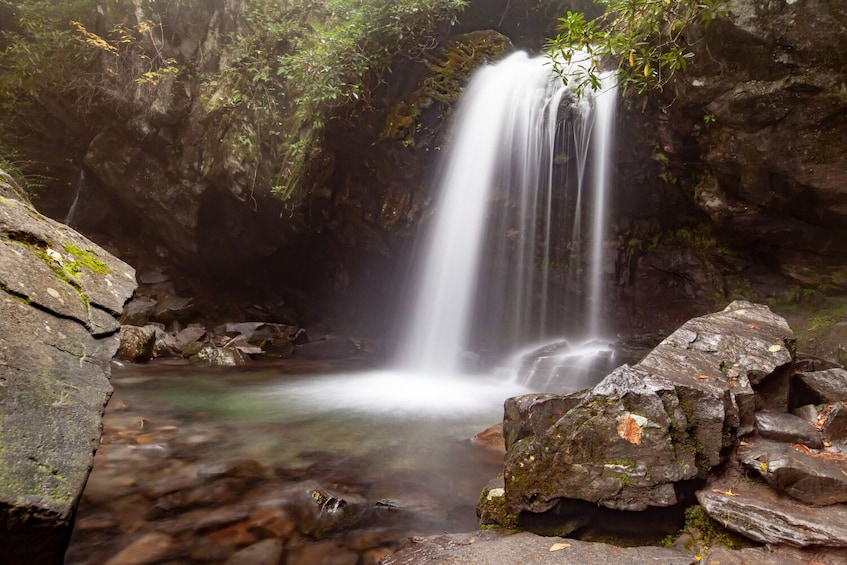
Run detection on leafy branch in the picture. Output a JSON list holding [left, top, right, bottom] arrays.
[[546, 0, 728, 97]]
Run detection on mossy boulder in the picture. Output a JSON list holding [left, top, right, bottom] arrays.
[[0, 171, 136, 563]]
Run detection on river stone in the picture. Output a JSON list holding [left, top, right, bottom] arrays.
[[223, 537, 283, 565], [794, 368, 847, 405], [823, 402, 847, 445], [382, 530, 694, 565], [116, 325, 156, 362], [697, 477, 847, 547], [739, 439, 847, 505], [502, 302, 793, 514], [0, 188, 136, 563], [754, 412, 822, 448], [505, 364, 698, 513], [121, 296, 156, 326], [503, 391, 587, 451], [296, 336, 360, 360]]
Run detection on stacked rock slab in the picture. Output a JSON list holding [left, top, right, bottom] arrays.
[[500, 301, 793, 514], [0, 177, 136, 562]]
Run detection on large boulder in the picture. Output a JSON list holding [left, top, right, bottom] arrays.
[[0, 177, 136, 562], [500, 301, 793, 516]]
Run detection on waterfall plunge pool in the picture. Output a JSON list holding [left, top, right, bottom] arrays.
[[67, 360, 536, 564]]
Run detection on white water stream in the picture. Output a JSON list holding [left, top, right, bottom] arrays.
[[275, 51, 618, 413], [396, 51, 618, 382]]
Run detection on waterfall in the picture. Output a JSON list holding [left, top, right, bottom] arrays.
[[65, 170, 85, 226], [395, 51, 618, 381]]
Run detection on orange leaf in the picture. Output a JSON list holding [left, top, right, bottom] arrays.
[[617, 415, 642, 445], [713, 489, 739, 497]]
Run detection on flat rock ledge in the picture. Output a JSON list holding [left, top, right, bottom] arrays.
[[0, 179, 136, 563], [383, 530, 693, 565]]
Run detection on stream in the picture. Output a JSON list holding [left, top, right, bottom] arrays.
[[66, 358, 530, 564]]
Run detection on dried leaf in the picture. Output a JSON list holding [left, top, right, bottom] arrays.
[[748, 323, 758, 329], [617, 415, 642, 445], [696, 374, 710, 380], [549, 542, 571, 552], [759, 461, 768, 471], [713, 489, 739, 497]]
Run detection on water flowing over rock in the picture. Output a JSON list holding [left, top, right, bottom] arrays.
[[0, 173, 136, 562], [500, 301, 793, 515]]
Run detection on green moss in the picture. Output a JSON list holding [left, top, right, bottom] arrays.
[[63, 244, 109, 275], [678, 504, 747, 550]]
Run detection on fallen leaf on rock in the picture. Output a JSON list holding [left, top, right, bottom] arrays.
[[617, 415, 642, 445], [712, 489, 739, 497], [748, 323, 758, 329], [454, 539, 475, 546], [549, 543, 571, 551], [768, 344, 782, 352], [696, 375, 711, 380]]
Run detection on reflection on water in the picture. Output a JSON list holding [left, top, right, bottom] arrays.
[[67, 361, 526, 564]]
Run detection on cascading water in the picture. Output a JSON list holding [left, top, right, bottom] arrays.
[[271, 51, 618, 414], [65, 170, 85, 227], [396, 51, 618, 389]]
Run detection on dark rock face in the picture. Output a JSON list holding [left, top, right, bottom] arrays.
[[0, 177, 136, 562], [501, 301, 793, 514], [659, 0, 847, 280]]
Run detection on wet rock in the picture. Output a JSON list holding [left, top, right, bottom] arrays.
[[503, 391, 587, 450], [792, 404, 819, 424], [121, 296, 156, 326], [739, 439, 847, 505], [152, 326, 179, 358], [754, 412, 822, 449], [382, 530, 693, 565], [198, 459, 265, 481], [0, 183, 136, 563], [224, 537, 284, 565], [471, 423, 506, 454], [700, 544, 846, 565], [245, 505, 297, 538], [152, 294, 195, 324], [205, 524, 259, 551], [193, 344, 247, 366], [117, 325, 157, 362], [189, 537, 236, 562], [502, 302, 794, 516], [285, 540, 359, 565], [506, 364, 697, 513], [477, 476, 514, 528], [155, 478, 249, 512], [290, 484, 368, 538], [174, 325, 207, 352], [823, 402, 847, 445], [697, 476, 847, 547], [296, 336, 360, 360], [794, 368, 847, 406], [103, 533, 180, 565]]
